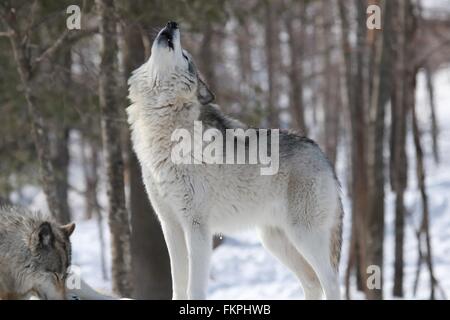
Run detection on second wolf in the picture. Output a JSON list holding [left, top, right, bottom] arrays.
[[0, 206, 75, 300], [127, 22, 343, 299]]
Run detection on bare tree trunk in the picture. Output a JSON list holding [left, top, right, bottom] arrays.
[[128, 149, 172, 298], [91, 147, 108, 281], [96, 0, 133, 297], [285, 0, 307, 134], [321, 0, 339, 166], [310, 14, 319, 126], [81, 136, 108, 280], [391, 0, 416, 297], [425, 66, 439, 164], [48, 47, 73, 224], [236, 19, 253, 95], [199, 21, 217, 96], [49, 125, 71, 224], [391, 64, 407, 297], [365, 11, 385, 301], [365, 0, 395, 300], [412, 93, 436, 300], [337, 0, 358, 297], [264, 0, 280, 128], [82, 137, 95, 220], [338, 0, 369, 296], [353, 0, 370, 294]]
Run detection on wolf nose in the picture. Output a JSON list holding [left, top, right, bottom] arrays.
[[167, 21, 178, 30]]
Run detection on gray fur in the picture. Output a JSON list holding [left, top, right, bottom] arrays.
[[127, 22, 343, 300], [0, 206, 74, 300]]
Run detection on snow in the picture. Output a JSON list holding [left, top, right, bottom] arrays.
[[19, 66, 450, 299], [210, 67, 450, 300]]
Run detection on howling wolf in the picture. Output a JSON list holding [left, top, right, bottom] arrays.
[[0, 206, 75, 300], [127, 21, 343, 300]]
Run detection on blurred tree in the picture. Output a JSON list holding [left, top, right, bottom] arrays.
[[390, 0, 417, 298], [411, 94, 436, 300], [96, 0, 133, 297], [284, 0, 307, 134], [264, 0, 281, 127], [320, 0, 340, 166], [365, 0, 395, 300], [0, 0, 93, 223], [338, 0, 369, 297]]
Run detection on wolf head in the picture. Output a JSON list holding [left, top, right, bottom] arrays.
[[130, 21, 214, 106], [0, 207, 75, 300], [26, 221, 75, 300]]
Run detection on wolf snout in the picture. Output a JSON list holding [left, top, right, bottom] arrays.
[[167, 21, 178, 30], [157, 21, 179, 50]]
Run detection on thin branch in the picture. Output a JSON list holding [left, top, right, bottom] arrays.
[[414, 38, 450, 67], [33, 27, 98, 67], [33, 29, 69, 65], [0, 30, 13, 37]]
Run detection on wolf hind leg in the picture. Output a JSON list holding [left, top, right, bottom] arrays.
[[258, 226, 323, 300], [285, 226, 341, 300]]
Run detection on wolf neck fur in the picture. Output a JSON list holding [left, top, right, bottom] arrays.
[[127, 59, 202, 179], [127, 97, 200, 176]]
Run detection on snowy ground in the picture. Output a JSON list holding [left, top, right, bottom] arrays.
[[21, 67, 450, 300], [209, 67, 450, 300], [210, 62, 450, 300]]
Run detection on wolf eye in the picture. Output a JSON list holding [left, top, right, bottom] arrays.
[[182, 53, 188, 61]]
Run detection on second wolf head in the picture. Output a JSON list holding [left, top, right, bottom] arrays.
[[0, 206, 75, 300]]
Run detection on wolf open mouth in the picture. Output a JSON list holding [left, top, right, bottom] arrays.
[[159, 30, 174, 50], [157, 21, 178, 51]]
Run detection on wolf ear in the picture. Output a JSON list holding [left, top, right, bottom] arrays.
[[197, 78, 215, 105], [60, 222, 76, 238], [36, 222, 55, 248]]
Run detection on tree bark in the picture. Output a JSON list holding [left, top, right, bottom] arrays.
[[353, 0, 370, 294], [199, 21, 217, 97], [321, 0, 339, 166], [236, 19, 253, 92], [337, 0, 358, 297], [49, 46, 73, 224], [412, 81, 436, 300], [285, 0, 307, 134], [81, 136, 108, 280], [391, 0, 417, 297], [128, 150, 172, 299], [365, 0, 395, 300], [264, 0, 280, 128], [96, 0, 133, 297], [425, 66, 439, 164], [338, 0, 369, 296]]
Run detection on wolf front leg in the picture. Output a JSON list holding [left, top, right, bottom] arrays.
[[160, 218, 189, 300], [185, 221, 212, 300]]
